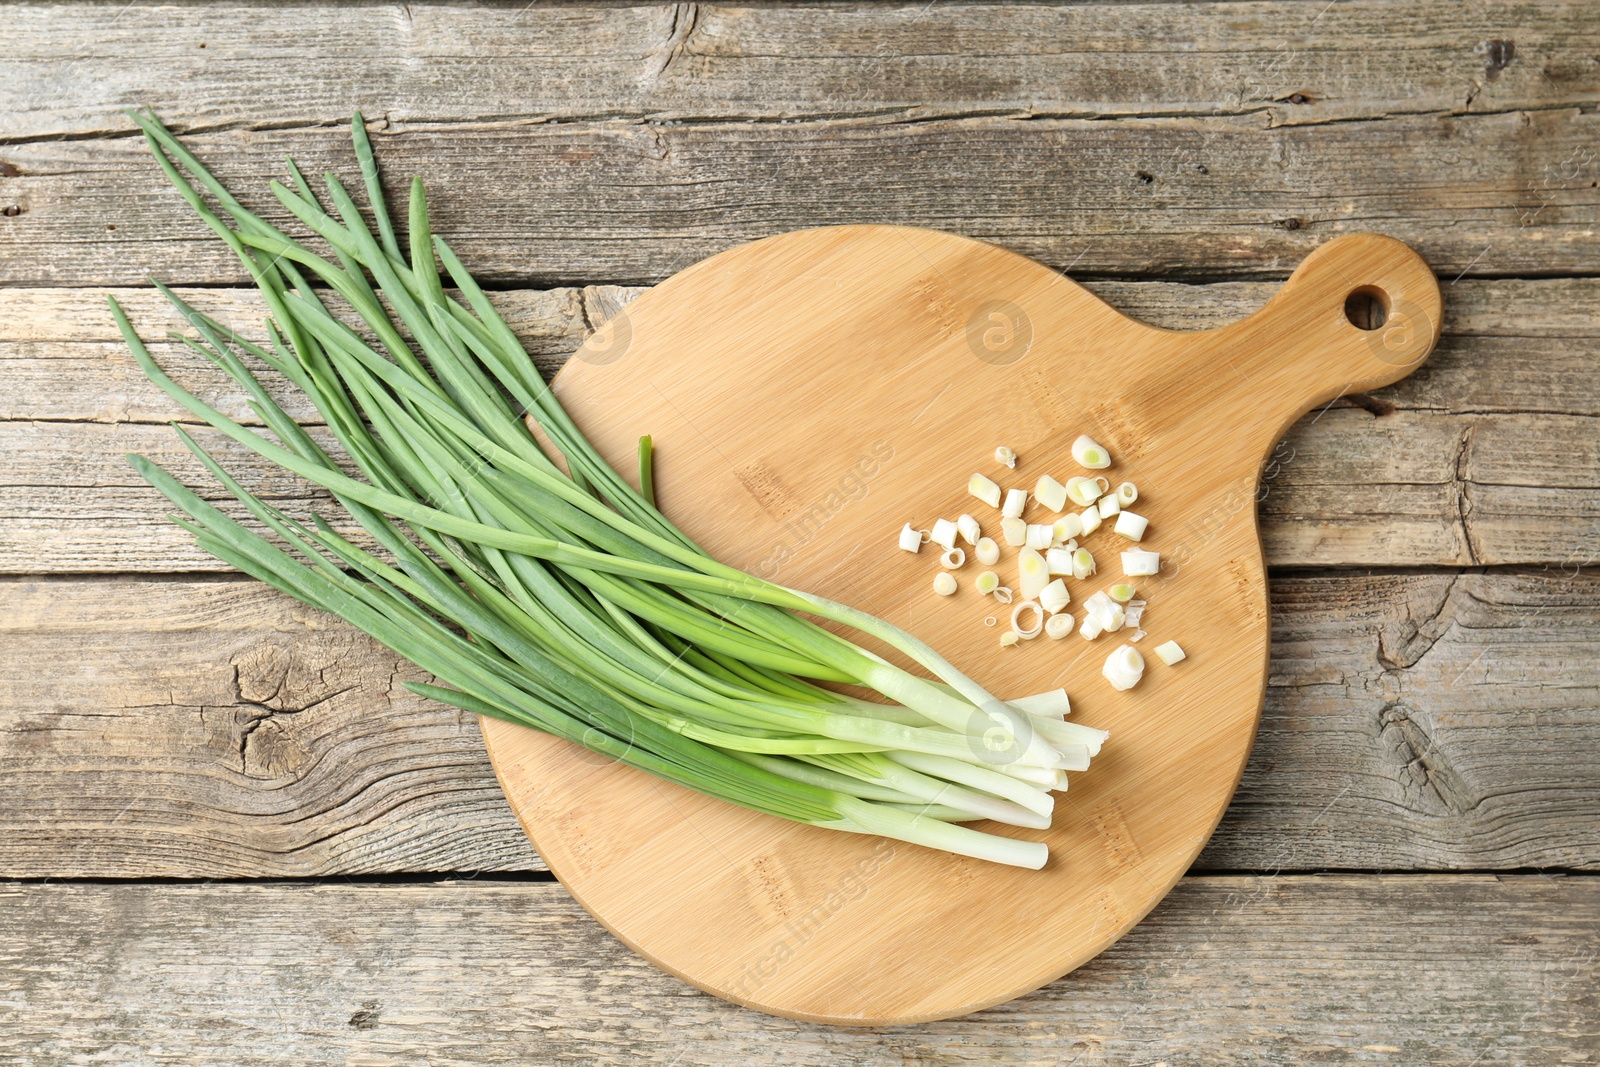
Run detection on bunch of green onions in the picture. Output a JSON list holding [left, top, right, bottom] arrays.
[[115, 110, 1107, 870]]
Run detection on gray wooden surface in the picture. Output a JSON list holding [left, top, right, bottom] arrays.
[[2, 2, 1597, 1063], [2, 876, 1595, 1066]]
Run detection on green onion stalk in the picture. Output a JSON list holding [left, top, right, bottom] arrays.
[[115, 110, 1107, 869]]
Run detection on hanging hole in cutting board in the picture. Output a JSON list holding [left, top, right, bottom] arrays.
[[1343, 285, 1390, 330]]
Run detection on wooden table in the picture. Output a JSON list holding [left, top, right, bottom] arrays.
[[2, 2, 1597, 1062]]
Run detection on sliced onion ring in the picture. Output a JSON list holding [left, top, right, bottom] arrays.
[[1011, 600, 1045, 639]]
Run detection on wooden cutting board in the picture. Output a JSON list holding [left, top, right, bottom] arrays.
[[480, 227, 1442, 1025]]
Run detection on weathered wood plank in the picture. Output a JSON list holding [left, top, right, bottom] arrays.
[[6, 1, 1593, 141], [0, 875, 1593, 1063], [2, 571, 1595, 878], [4, 280, 1599, 572], [9, 279, 1600, 423], [0, 285, 598, 424], [1202, 568, 1600, 871], [4, 404, 1592, 571], [0, 577, 539, 879], [4, 108, 1597, 285]]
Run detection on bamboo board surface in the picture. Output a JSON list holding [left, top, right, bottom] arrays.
[[482, 226, 1442, 1023]]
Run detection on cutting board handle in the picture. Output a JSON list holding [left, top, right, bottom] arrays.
[[1151, 233, 1443, 454]]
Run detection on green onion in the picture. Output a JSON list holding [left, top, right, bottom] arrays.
[[1153, 640, 1187, 665], [636, 435, 656, 510], [114, 109, 1109, 870], [1071, 434, 1111, 470]]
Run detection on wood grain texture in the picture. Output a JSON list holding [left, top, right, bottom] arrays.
[[14, 410, 1548, 568], [6, 1, 1595, 139], [4, 280, 1597, 573], [1, 875, 1594, 1065], [1207, 568, 1600, 872], [0, 0, 1591, 1046], [466, 227, 1441, 1023], [0, 576, 538, 879], [0, 285, 599, 424], [13, 278, 1600, 421], [4, 108, 1598, 286], [4, 569, 1596, 880]]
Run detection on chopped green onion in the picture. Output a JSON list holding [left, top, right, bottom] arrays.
[[1034, 475, 1068, 512], [1017, 547, 1050, 599], [1083, 591, 1125, 633], [1113, 510, 1149, 541], [1124, 599, 1146, 628], [1103, 645, 1145, 690], [1072, 434, 1111, 469], [637, 435, 656, 509], [969, 472, 1002, 508], [1051, 513, 1083, 543], [1154, 640, 1186, 665], [1039, 578, 1070, 614], [1010, 601, 1044, 639], [898, 523, 922, 553], [1066, 475, 1103, 507], [1122, 549, 1161, 576]]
